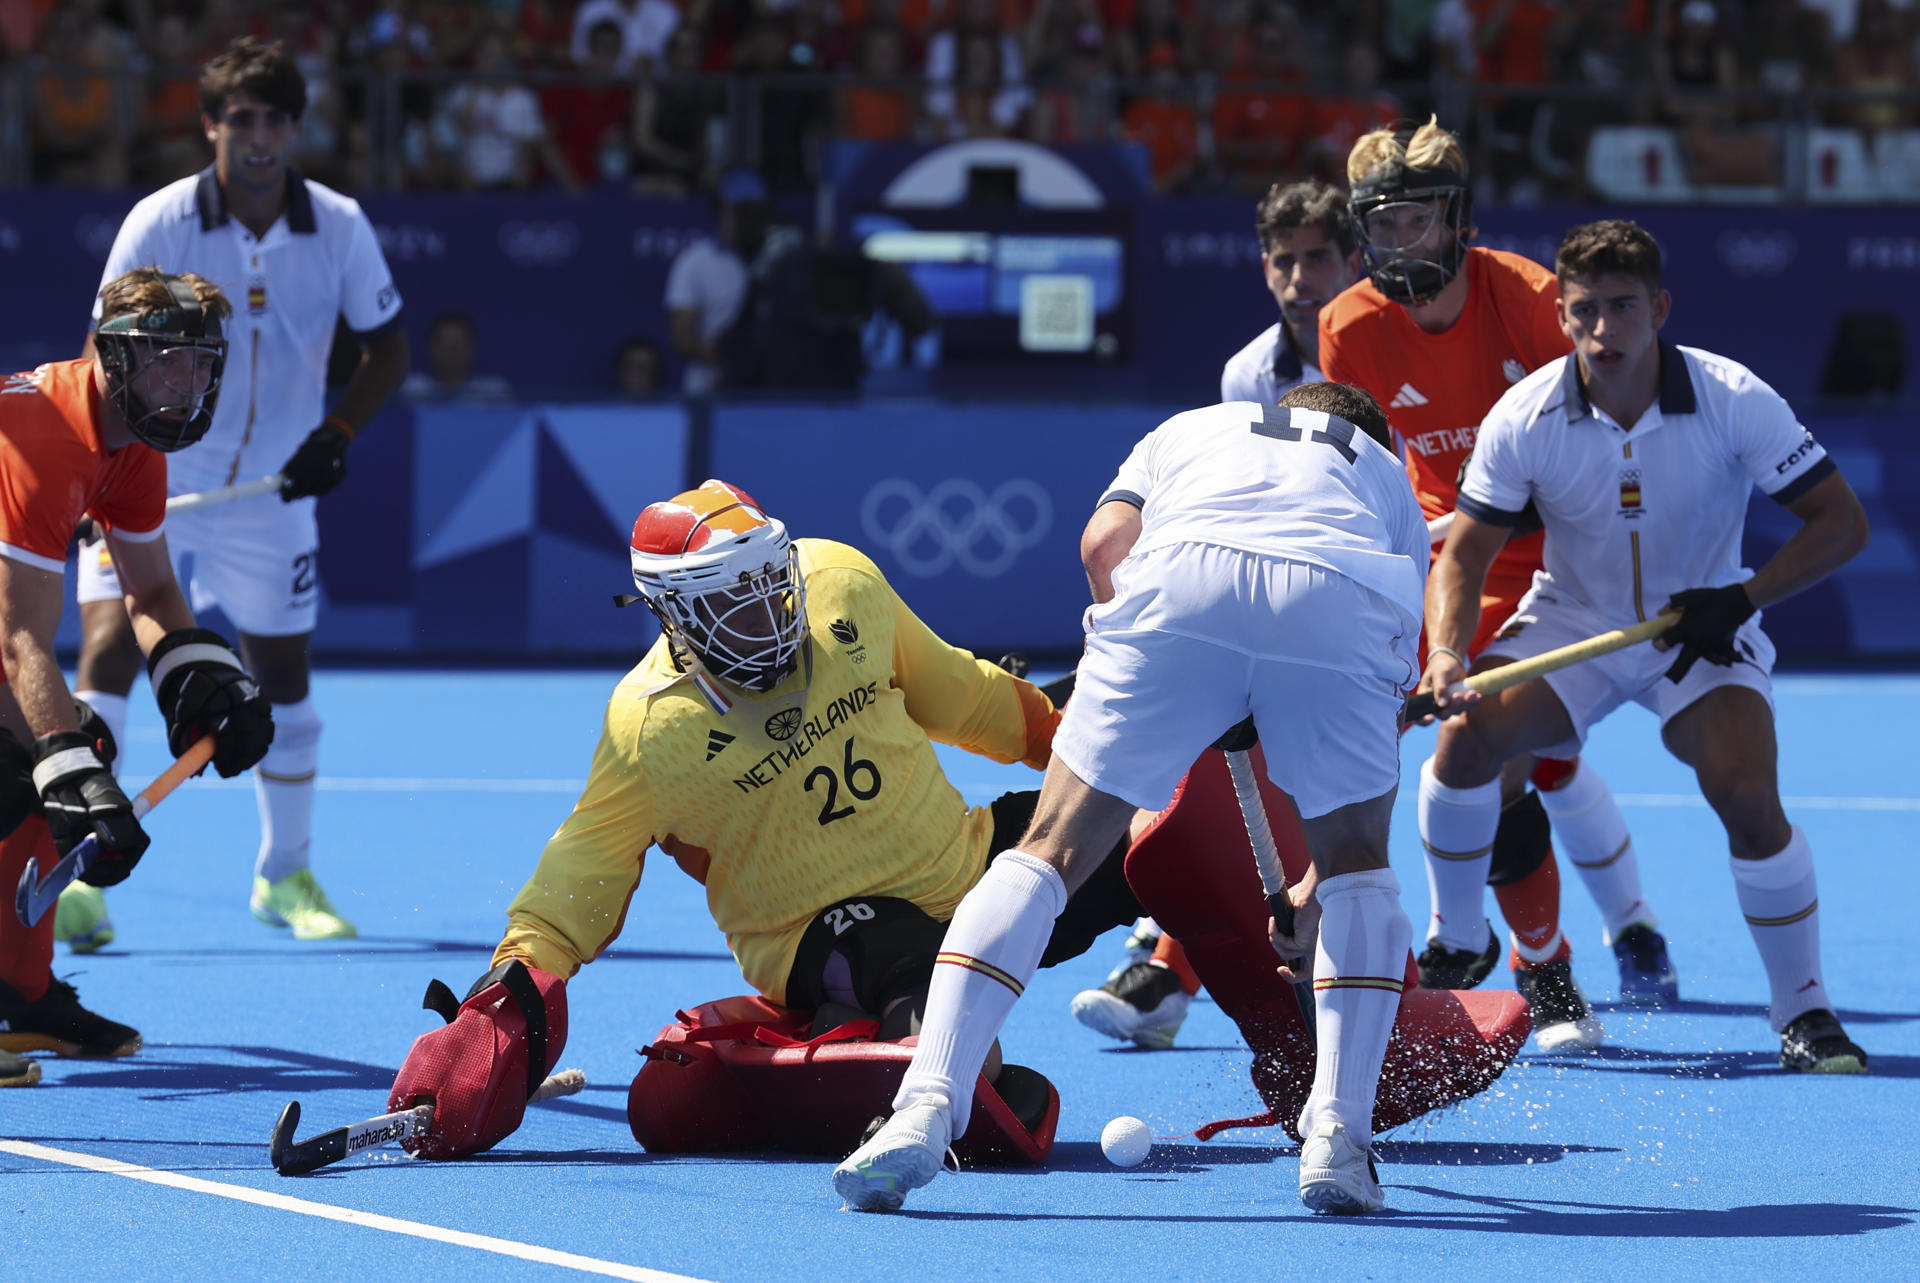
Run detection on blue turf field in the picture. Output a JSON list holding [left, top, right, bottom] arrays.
[[2, 671, 1915, 1280]]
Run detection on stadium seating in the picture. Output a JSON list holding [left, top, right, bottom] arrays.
[[1586, 127, 1695, 202]]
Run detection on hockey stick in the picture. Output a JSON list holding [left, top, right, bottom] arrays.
[[1213, 720, 1317, 1045], [166, 474, 283, 514], [269, 1069, 587, 1176], [1400, 611, 1682, 727], [1427, 511, 1453, 545], [14, 735, 215, 927]]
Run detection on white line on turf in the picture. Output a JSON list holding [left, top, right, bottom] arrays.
[[0, 1140, 711, 1283]]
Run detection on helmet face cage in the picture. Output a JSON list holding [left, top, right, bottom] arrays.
[[635, 536, 808, 692], [95, 279, 227, 452], [1350, 180, 1471, 307]]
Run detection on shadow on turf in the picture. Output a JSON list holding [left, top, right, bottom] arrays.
[[900, 1190, 1916, 1236], [1519, 1046, 1920, 1080], [1587, 998, 1920, 1025], [41, 1043, 632, 1123], [1040, 1140, 1619, 1175]]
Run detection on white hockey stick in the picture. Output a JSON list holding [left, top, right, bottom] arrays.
[[1223, 746, 1317, 1045], [1427, 511, 1454, 545], [269, 1068, 587, 1176], [167, 474, 284, 514]]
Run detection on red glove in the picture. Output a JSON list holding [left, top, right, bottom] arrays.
[[388, 959, 569, 1159]]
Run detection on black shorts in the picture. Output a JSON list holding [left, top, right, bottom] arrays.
[[783, 790, 1142, 1014]]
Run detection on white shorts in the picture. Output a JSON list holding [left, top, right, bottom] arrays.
[[1483, 576, 1776, 759], [1050, 544, 1415, 819], [76, 495, 320, 637]]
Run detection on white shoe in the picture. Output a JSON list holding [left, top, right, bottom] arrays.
[[1514, 958, 1605, 1052], [1298, 1122, 1385, 1215], [1104, 918, 1162, 983], [1070, 962, 1190, 1049], [831, 1094, 957, 1212]]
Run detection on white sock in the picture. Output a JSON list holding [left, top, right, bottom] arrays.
[[1417, 758, 1498, 952], [74, 690, 130, 780], [1297, 868, 1411, 1150], [1729, 827, 1828, 1032], [893, 849, 1067, 1137], [1537, 761, 1653, 945], [254, 697, 321, 883]]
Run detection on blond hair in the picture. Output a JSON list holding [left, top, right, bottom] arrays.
[[1346, 115, 1468, 185], [98, 267, 232, 328]]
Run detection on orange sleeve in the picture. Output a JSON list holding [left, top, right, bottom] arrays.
[[91, 445, 168, 539], [1013, 679, 1062, 769], [1317, 306, 1362, 389], [0, 413, 85, 568], [1526, 268, 1574, 367]]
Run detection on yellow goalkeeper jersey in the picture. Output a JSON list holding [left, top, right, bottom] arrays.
[[495, 539, 1059, 1003]]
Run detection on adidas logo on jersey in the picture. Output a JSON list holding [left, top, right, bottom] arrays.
[[1503, 359, 1527, 383], [1389, 383, 1429, 408], [705, 730, 735, 761]]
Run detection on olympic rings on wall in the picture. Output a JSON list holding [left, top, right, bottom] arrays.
[[860, 478, 1054, 578]]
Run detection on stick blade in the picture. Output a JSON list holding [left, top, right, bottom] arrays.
[[269, 1100, 303, 1175]]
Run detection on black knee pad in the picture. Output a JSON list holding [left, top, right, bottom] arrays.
[[1487, 789, 1551, 887]]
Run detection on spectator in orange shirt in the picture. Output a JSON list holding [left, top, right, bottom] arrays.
[[1210, 10, 1311, 191], [1304, 42, 1401, 183], [28, 6, 129, 186], [141, 11, 211, 185], [1121, 44, 1199, 192], [840, 23, 919, 140]]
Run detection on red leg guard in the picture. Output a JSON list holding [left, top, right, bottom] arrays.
[[627, 996, 1058, 1165], [0, 820, 58, 1002], [1126, 749, 1531, 1142], [1494, 850, 1571, 968]]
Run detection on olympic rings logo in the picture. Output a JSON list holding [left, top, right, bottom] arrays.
[[860, 478, 1054, 579]]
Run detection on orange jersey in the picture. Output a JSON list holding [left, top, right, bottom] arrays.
[[1319, 246, 1571, 588], [0, 359, 166, 573]]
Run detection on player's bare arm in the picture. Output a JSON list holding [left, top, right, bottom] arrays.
[[1418, 511, 1507, 711], [1079, 500, 1142, 604], [106, 531, 197, 654], [0, 558, 83, 739]]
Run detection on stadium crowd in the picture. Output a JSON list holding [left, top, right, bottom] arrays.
[[3, 0, 1913, 199]]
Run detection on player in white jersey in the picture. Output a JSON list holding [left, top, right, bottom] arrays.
[[1420, 220, 1871, 1074], [1219, 179, 1361, 405], [837, 382, 1428, 1215], [1075, 179, 1366, 1048], [62, 38, 409, 948]]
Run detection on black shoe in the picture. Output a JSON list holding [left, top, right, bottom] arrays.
[[0, 978, 141, 1058], [1611, 923, 1680, 1005], [0, 1048, 40, 1087], [1780, 1008, 1868, 1074], [1416, 926, 1500, 989], [1513, 958, 1603, 1051], [1069, 962, 1191, 1048]]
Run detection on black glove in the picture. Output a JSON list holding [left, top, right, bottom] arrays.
[[74, 696, 117, 769], [0, 729, 36, 843], [279, 421, 352, 499], [32, 731, 149, 883], [148, 629, 276, 777], [1658, 584, 1757, 683]]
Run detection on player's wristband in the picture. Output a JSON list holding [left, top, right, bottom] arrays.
[[322, 415, 357, 442], [1428, 645, 1470, 671]]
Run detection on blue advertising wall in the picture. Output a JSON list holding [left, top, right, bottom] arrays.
[[51, 400, 1906, 664], [4, 190, 1913, 407]]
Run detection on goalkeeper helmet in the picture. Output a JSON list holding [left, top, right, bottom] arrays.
[[94, 273, 229, 452], [1348, 142, 1472, 307], [629, 479, 807, 692]]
